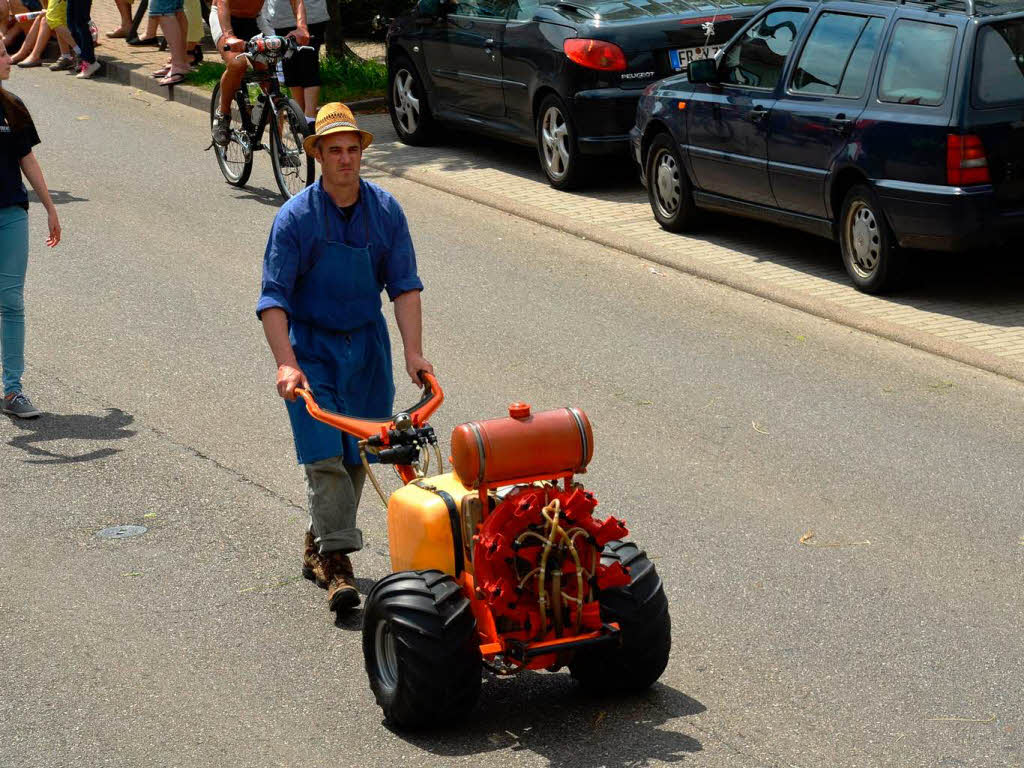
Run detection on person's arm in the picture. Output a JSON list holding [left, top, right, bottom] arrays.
[[19, 151, 59, 247], [286, 0, 308, 43], [217, 0, 234, 41], [261, 308, 308, 400], [394, 290, 433, 386]]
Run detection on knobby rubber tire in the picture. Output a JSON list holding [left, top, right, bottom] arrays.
[[363, 570, 481, 729], [388, 55, 434, 146], [536, 93, 588, 191], [210, 81, 253, 188], [646, 132, 697, 233], [270, 97, 315, 201], [839, 183, 907, 294], [570, 540, 671, 692]]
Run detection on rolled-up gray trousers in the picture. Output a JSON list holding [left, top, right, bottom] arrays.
[[303, 456, 367, 555]]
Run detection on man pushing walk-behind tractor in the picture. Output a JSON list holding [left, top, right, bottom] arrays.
[[259, 103, 670, 728]]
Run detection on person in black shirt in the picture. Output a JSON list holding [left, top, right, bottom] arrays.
[[0, 39, 60, 418]]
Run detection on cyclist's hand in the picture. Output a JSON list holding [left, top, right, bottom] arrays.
[[276, 363, 309, 401], [221, 35, 245, 53], [287, 25, 309, 45]]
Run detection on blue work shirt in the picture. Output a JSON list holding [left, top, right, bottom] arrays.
[[256, 178, 423, 331], [257, 178, 423, 465]]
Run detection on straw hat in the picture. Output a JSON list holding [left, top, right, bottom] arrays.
[[302, 103, 374, 157]]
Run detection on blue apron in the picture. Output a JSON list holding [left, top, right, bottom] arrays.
[[284, 193, 395, 465]]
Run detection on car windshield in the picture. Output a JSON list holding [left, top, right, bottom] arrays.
[[973, 19, 1024, 107], [584, 0, 762, 21]]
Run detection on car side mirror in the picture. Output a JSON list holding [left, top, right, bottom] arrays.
[[688, 58, 718, 84]]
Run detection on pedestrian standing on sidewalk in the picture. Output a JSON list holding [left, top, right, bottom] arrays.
[[257, 103, 432, 616], [146, 0, 188, 85], [66, 0, 99, 77], [262, 0, 328, 121], [0, 40, 60, 418]]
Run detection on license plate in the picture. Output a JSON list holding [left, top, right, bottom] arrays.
[[669, 45, 722, 71]]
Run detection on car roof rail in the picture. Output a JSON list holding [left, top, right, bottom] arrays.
[[896, 0, 976, 15]]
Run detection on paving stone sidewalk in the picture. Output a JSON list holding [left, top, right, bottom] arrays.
[[59, 5, 1024, 383]]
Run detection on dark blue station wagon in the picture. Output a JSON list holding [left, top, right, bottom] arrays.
[[631, 0, 1024, 292]]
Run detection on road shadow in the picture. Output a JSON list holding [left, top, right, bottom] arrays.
[[230, 185, 288, 209], [28, 189, 88, 206], [391, 676, 704, 767], [5, 408, 136, 464]]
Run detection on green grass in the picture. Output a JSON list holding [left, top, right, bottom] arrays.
[[185, 55, 386, 104]]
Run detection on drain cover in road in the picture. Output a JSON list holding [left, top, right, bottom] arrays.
[[97, 525, 147, 539]]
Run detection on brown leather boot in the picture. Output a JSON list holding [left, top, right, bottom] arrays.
[[302, 531, 328, 589], [326, 552, 360, 612]]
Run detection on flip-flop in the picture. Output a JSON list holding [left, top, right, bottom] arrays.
[[152, 65, 171, 77], [158, 71, 188, 87]]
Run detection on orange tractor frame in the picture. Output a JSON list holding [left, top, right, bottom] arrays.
[[297, 373, 671, 727]]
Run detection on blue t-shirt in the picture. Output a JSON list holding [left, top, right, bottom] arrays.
[[0, 94, 40, 211], [257, 178, 423, 331]]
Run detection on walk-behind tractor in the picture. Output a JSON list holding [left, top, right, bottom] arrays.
[[296, 374, 671, 728]]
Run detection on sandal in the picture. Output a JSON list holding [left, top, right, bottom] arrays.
[[152, 64, 171, 77], [158, 70, 188, 87]]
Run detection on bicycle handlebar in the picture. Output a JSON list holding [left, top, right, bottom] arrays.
[[241, 35, 314, 62]]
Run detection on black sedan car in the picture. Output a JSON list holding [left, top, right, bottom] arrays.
[[385, 0, 762, 188]]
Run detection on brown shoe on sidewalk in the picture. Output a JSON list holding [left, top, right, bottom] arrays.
[[326, 553, 360, 612], [302, 530, 328, 589]]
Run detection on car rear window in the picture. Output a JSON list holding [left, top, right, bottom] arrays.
[[878, 19, 956, 106], [791, 13, 884, 98], [973, 20, 1024, 107]]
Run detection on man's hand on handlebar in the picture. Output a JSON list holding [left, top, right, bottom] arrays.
[[221, 35, 246, 53], [277, 363, 309, 401], [286, 25, 310, 46], [405, 354, 434, 387]]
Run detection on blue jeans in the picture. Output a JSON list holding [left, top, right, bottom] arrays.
[[0, 206, 29, 397]]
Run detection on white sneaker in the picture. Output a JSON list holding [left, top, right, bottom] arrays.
[[76, 60, 101, 79]]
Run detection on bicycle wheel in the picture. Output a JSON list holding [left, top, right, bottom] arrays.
[[270, 98, 315, 200], [210, 82, 253, 188]]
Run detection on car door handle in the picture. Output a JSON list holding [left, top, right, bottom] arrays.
[[830, 117, 852, 135], [748, 106, 770, 123]]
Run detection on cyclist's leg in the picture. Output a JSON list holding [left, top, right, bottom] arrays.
[[217, 48, 247, 115]]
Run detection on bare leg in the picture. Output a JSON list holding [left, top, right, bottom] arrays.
[[302, 86, 319, 118], [218, 53, 247, 113], [290, 87, 305, 114], [10, 15, 41, 62], [109, 0, 131, 34], [19, 21, 51, 63], [156, 9, 187, 80]]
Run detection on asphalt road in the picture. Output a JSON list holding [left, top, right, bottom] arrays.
[[1, 70, 1022, 768]]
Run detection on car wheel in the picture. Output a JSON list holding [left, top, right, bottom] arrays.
[[646, 132, 696, 232], [839, 184, 906, 294], [536, 93, 586, 190], [389, 55, 433, 146]]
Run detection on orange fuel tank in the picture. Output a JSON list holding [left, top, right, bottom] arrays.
[[450, 404, 594, 489], [386, 472, 474, 576]]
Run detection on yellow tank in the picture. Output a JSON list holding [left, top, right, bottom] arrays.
[[387, 472, 476, 576]]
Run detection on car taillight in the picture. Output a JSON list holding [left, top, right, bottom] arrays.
[[947, 134, 990, 186], [564, 39, 627, 72]]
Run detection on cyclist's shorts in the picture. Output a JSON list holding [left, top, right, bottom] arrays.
[[274, 21, 326, 88], [21, 0, 43, 14], [45, 0, 67, 30]]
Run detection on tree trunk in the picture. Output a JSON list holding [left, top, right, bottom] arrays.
[[324, 2, 360, 59]]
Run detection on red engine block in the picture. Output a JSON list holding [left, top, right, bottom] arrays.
[[472, 485, 630, 645]]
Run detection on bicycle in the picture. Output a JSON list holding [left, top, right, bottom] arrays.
[[208, 35, 316, 200]]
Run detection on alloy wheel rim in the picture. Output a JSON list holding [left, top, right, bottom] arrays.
[[374, 620, 399, 692], [541, 106, 570, 180], [653, 149, 681, 218], [846, 202, 881, 278], [393, 71, 420, 135]]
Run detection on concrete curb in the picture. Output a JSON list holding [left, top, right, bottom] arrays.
[[98, 56, 385, 114], [362, 156, 1024, 387], [92, 55, 1024, 387]]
